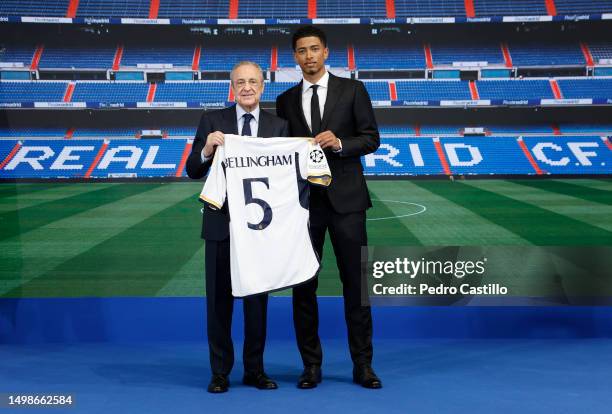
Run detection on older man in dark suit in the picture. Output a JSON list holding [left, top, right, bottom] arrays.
[[276, 26, 382, 389], [187, 61, 288, 393]]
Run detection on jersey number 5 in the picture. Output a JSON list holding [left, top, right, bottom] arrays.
[[243, 178, 273, 230]]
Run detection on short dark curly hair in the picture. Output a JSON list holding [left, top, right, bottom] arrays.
[[292, 25, 327, 51]]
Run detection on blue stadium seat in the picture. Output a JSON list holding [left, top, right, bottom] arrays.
[[72, 128, 139, 138], [557, 78, 612, 99], [559, 124, 612, 134], [355, 45, 425, 70], [201, 46, 270, 70], [0, 0, 69, 16], [395, 80, 471, 101], [430, 41, 504, 66], [71, 81, 149, 102], [508, 42, 585, 66], [165, 127, 197, 136], [488, 125, 554, 134], [554, 0, 612, 14], [38, 46, 116, 69], [317, 0, 387, 18], [477, 79, 554, 99], [154, 81, 229, 102], [261, 82, 294, 102], [473, 0, 547, 16], [420, 125, 466, 135], [157, 0, 229, 18], [0, 81, 67, 102], [588, 42, 612, 64], [0, 45, 37, 67], [363, 82, 390, 101], [0, 127, 67, 138], [239, 0, 308, 18], [121, 45, 195, 67], [394, 0, 465, 17], [76, 0, 149, 17]]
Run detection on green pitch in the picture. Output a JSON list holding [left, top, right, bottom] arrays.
[[1, 179, 610, 298]]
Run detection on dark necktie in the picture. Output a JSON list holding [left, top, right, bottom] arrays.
[[241, 113, 254, 136], [310, 84, 321, 137]]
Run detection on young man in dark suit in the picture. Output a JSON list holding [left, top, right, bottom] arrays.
[[187, 61, 289, 393], [275, 26, 382, 389]]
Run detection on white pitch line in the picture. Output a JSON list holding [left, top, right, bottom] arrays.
[[367, 199, 427, 221]]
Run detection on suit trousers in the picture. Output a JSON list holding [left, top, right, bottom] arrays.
[[293, 188, 374, 367], [205, 238, 268, 375]]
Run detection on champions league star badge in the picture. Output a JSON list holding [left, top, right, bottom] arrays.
[[309, 148, 325, 163]]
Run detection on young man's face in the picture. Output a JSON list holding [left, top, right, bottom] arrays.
[[294, 36, 329, 77], [231, 64, 264, 111]]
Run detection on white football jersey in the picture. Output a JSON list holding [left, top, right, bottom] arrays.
[[200, 134, 332, 297]]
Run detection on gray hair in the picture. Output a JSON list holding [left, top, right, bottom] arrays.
[[230, 61, 264, 85]]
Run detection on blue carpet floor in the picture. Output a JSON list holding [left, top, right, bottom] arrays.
[[2, 338, 612, 414]]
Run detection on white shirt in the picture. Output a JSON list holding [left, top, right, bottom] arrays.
[[301, 71, 329, 133], [200, 134, 332, 297], [235, 104, 260, 137], [301, 71, 342, 153], [201, 104, 260, 162]]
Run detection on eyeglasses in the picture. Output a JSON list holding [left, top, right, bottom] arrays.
[[234, 79, 261, 88]]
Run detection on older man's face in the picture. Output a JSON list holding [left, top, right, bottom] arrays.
[[232, 64, 264, 112]]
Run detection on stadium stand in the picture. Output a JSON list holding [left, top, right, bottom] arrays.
[[316, 0, 387, 18], [508, 42, 586, 67], [0, 45, 38, 67], [2, 124, 611, 139], [154, 81, 228, 102], [38, 45, 117, 69], [120, 45, 195, 67], [70, 81, 149, 102], [76, 0, 150, 18], [557, 78, 612, 99], [5, 39, 612, 71], [473, 0, 547, 17], [239, 0, 309, 18], [2, 77, 610, 104], [2, 134, 610, 178], [355, 45, 425, 70], [362, 82, 393, 101], [157, 0, 229, 18], [0, 0, 69, 16], [477, 79, 555, 100], [430, 41, 505, 66], [587, 41, 612, 64], [395, 80, 472, 101], [1, 0, 611, 19], [0, 81, 67, 102], [200, 45, 271, 71], [394, 0, 465, 17], [554, 0, 612, 14]]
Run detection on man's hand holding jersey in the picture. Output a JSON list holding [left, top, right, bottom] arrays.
[[203, 131, 225, 158]]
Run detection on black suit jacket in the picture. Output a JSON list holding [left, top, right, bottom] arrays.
[[275, 73, 380, 214], [186, 104, 289, 240]]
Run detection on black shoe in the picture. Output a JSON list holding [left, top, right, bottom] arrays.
[[297, 365, 322, 389], [243, 372, 278, 390], [207, 374, 229, 393], [353, 365, 382, 389]]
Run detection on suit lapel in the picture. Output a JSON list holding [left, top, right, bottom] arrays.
[[258, 110, 273, 137], [293, 81, 311, 135], [223, 104, 239, 135], [321, 73, 341, 131]]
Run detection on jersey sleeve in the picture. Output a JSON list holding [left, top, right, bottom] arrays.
[[199, 144, 227, 210], [306, 141, 332, 187]]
